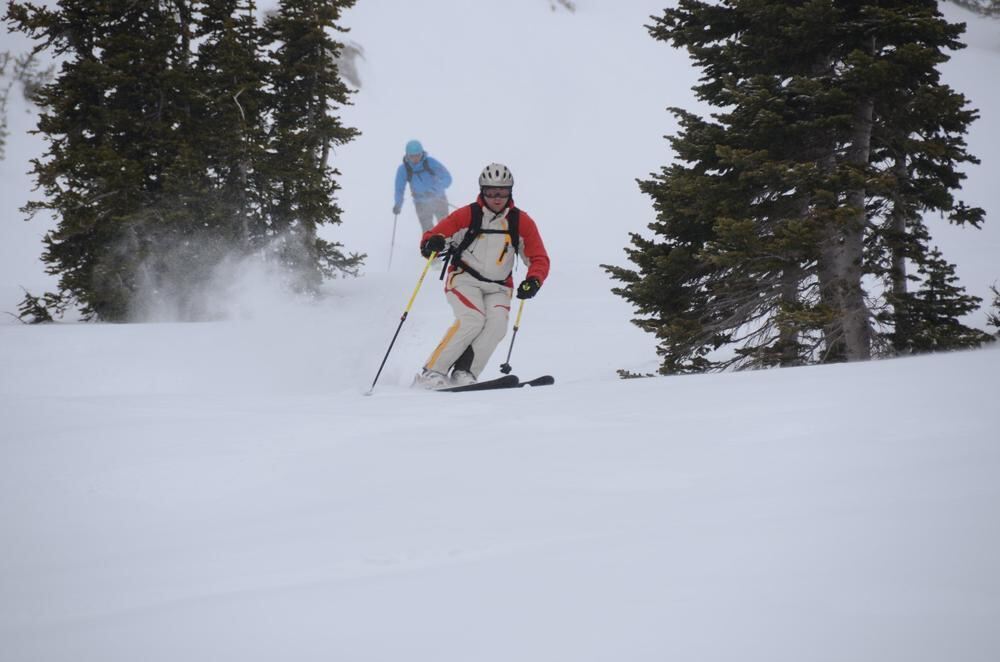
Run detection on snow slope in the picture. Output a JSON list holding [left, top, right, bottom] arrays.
[[2, 2, 1000, 661], [3, 322, 999, 661]]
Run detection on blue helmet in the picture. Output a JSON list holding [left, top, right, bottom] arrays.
[[405, 139, 423, 156]]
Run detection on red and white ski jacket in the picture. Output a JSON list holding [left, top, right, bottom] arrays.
[[422, 197, 550, 288]]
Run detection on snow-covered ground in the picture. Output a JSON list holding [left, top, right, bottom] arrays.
[[2, 2, 999, 661], [3, 320, 999, 661]]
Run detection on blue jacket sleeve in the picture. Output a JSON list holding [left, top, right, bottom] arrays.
[[427, 157, 452, 191], [394, 165, 407, 207]]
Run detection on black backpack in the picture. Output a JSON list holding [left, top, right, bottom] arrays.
[[447, 203, 521, 285], [403, 156, 435, 183]]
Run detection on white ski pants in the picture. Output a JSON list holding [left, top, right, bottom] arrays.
[[423, 271, 511, 378]]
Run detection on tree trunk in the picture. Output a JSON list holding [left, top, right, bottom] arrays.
[[777, 194, 810, 367], [887, 153, 911, 351], [778, 263, 803, 367], [818, 94, 874, 362], [840, 93, 873, 360], [889, 156, 908, 300]]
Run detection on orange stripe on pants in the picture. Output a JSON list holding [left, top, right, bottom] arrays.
[[425, 320, 461, 371]]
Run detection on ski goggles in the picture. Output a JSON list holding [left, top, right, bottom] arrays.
[[482, 187, 512, 199]]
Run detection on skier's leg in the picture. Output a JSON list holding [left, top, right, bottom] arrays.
[[468, 288, 512, 378], [413, 199, 435, 232], [452, 345, 474, 373], [423, 276, 486, 374], [431, 195, 450, 224]]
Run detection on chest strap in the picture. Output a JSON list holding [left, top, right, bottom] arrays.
[[452, 259, 511, 287]]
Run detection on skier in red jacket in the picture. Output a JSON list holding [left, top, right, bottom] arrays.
[[413, 163, 550, 389]]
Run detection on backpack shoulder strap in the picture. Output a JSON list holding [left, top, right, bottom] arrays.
[[507, 207, 520, 256], [470, 202, 482, 232], [452, 204, 482, 260]]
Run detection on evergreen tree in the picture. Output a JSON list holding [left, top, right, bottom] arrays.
[[191, 0, 268, 246], [947, 0, 1000, 16], [988, 284, 1000, 334], [262, 0, 362, 291], [548, 0, 577, 11], [862, 3, 986, 354], [7, 0, 191, 320], [15, 288, 67, 324], [605, 0, 987, 373], [1, 51, 10, 160], [1, 50, 55, 161], [136, 0, 273, 319], [6, 0, 363, 320], [887, 248, 993, 351]]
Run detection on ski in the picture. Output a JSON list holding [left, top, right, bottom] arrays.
[[437, 374, 554, 392], [437, 374, 520, 392]]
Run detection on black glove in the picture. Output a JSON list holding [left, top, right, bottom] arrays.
[[421, 234, 446, 258], [392, 204, 401, 215], [516, 277, 541, 300]]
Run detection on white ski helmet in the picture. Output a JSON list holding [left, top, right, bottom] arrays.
[[479, 163, 514, 188]]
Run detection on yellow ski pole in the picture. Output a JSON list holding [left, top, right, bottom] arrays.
[[366, 253, 438, 394], [499, 299, 525, 374]]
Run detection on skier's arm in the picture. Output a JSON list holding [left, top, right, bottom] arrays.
[[429, 157, 452, 190], [518, 212, 550, 285], [394, 166, 407, 208]]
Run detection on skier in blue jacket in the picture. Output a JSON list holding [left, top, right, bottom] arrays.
[[393, 139, 453, 232]]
